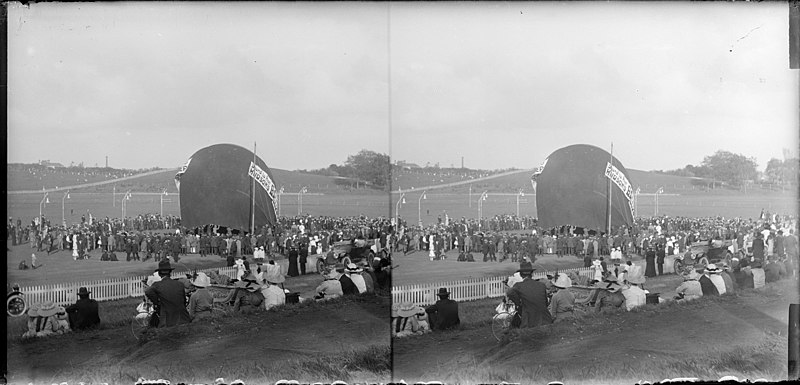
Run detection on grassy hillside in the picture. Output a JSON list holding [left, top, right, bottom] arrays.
[[393, 168, 786, 196], [8, 166, 384, 195]]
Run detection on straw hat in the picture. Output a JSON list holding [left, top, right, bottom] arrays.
[[397, 302, 418, 318], [553, 274, 572, 289], [192, 272, 211, 288], [38, 301, 58, 317], [27, 304, 40, 317], [264, 264, 285, 284], [345, 263, 363, 273], [627, 274, 646, 285]]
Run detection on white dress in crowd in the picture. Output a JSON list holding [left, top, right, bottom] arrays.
[[72, 234, 79, 259], [428, 235, 436, 259], [234, 259, 246, 281]]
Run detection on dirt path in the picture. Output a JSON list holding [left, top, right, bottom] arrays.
[[392, 279, 798, 384]]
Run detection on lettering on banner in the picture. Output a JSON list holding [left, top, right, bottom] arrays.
[[604, 162, 635, 217], [248, 162, 279, 219], [530, 158, 548, 192], [174, 157, 192, 191]]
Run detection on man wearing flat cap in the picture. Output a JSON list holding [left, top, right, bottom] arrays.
[[506, 261, 553, 328], [66, 287, 101, 330], [425, 287, 460, 331], [145, 260, 192, 327]]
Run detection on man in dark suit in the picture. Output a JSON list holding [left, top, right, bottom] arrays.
[[506, 262, 553, 328], [66, 287, 101, 330], [425, 287, 460, 330], [145, 260, 192, 327]]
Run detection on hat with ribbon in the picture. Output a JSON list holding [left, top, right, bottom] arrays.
[[38, 300, 58, 317], [397, 302, 419, 318], [436, 287, 451, 297]]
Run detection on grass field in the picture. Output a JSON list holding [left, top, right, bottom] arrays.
[[394, 190, 797, 226], [7, 294, 391, 384], [393, 278, 798, 384]]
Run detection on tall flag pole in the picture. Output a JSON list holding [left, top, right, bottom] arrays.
[[606, 142, 613, 235], [251, 141, 257, 235]]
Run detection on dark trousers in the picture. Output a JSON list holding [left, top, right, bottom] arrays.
[[657, 263, 664, 276]]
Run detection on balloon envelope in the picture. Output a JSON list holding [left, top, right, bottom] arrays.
[[176, 143, 278, 230], [534, 144, 634, 231]]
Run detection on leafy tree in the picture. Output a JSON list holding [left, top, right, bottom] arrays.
[[764, 157, 799, 185], [344, 149, 390, 189], [700, 150, 758, 187]]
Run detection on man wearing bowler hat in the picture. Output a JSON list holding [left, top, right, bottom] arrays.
[[145, 260, 192, 327], [65, 287, 101, 330], [506, 261, 553, 328], [425, 287, 460, 331]]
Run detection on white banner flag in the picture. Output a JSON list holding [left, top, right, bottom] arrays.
[[248, 162, 278, 201], [604, 162, 635, 217]]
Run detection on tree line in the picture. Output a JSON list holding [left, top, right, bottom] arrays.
[[654, 150, 798, 189]]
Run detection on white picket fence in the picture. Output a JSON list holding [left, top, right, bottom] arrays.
[[392, 266, 594, 306], [19, 255, 322, 307]]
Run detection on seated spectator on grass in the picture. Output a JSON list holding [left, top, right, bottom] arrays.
[[549, 274, 576, 322], [18, 260, 28, 270], [66, 287, 101, 330], [675, 270, 703, 302], [345, 263, 367, 294], [260, 265, 286, 310], [54, 306, 71, 334], [188, 272, 213, 321], [704, 264, 727, 295], [764, 256, 787, 283], [426, 287, 461, 331], [750, 261, 766, 289], [392, 302, 424, 338], [621, 275, 647, 311], [315, 269, 344, 301], [231, 272, 264, 312]]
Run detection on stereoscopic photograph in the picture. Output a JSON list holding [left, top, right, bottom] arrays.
[[6, 2, 799, 385]]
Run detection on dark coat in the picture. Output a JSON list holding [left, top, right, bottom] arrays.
[[506, 278, 553, 328], [65, 297, 101, 330], [339, 274, 358, 295], [699, 275, 719, 296], [145, 277, 192, 327], [425, 297, 461, 330]]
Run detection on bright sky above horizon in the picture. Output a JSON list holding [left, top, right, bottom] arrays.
[[7, 2, 798, 172]]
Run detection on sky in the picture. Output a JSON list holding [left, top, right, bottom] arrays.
[[7, 2, 799, 172]]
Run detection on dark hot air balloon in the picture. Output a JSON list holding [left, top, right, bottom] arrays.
[[175, 143, 278, 230], [532, 144, 634, 232]]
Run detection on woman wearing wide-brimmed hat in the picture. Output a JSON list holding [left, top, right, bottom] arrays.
[[188, 272, 213, 321], [392, 302, 423, 338], [232, 272, 264, 312], [260, 263, 286, 310], [344, 263, 367, 294], [548, 273, 575, 322], [675, 270, 703, 302]]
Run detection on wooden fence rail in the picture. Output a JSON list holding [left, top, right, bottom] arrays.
[[392, 266, 594, 306], [20, 266, 239, 307]]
